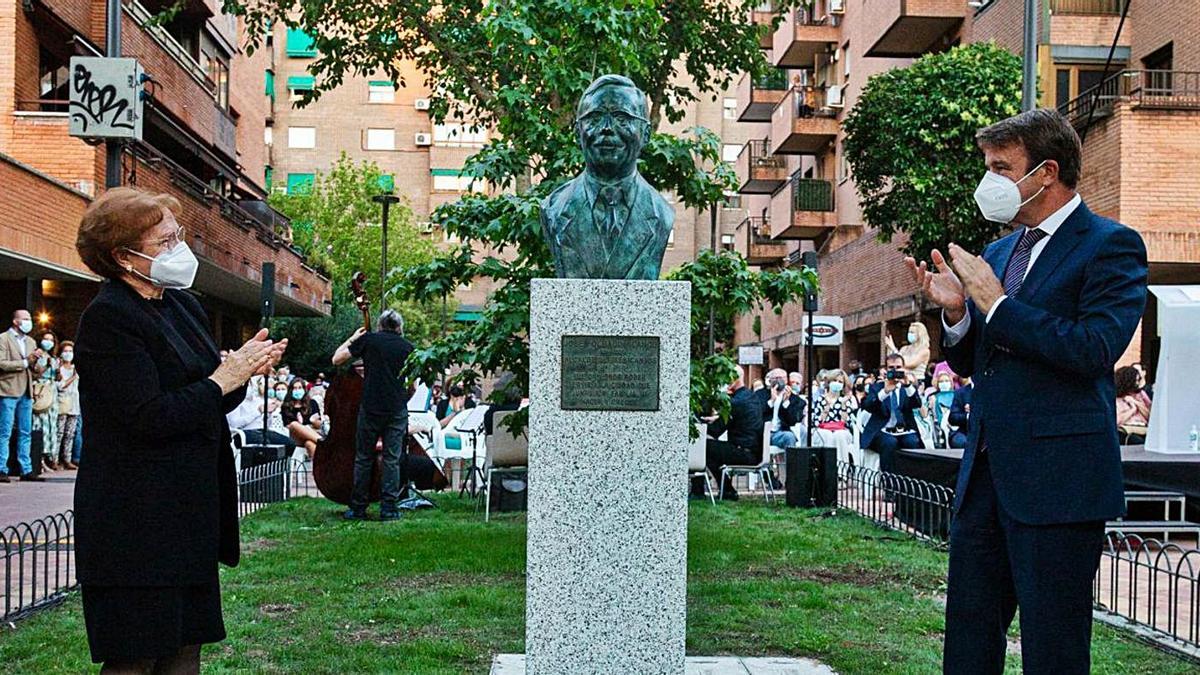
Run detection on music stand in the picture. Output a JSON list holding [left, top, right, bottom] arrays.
[[451, 405, 490, 498]]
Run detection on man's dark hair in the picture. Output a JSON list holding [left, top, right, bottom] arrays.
[[1114, 366, 1141, 397], [576, 74, 649, 120], [885, 352, 905, 365], [377, 309, 404, 334], [448, 384, 465, 397], [976, 109, 1082, 188]]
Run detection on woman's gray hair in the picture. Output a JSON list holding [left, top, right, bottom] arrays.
[[377, 309, 404, 334]]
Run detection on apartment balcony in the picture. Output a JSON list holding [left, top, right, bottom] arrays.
[[1049, 0, 1126, 15], [1059, 70, 1200, 128], [736, 70, 789, 122], [769, 86, 840, 155], [750, 7, 775, 49], [863, 0, 966, 58], [768, 176, 837, 240], [735, 139, 789, 194], [737, 217, 789, 267], [772, 2, 841, 69]]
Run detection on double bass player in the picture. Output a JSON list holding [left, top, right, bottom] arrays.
[[331, 309, 414, 521]]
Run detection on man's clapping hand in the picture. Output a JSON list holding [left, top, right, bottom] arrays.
[[905, 249, 967, 324]]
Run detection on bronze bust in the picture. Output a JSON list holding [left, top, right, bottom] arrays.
[[540, 75, 674, 280]]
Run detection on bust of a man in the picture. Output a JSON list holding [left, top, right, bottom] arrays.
[[540, 75, 674, 280]]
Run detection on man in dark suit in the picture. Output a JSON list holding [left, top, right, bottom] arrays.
[[540, 74, 674, 280], [859, 353, 923, 473], [947, 380, 973, 449], [907, 109, 1147, 674], [700, 376, 767, 500]]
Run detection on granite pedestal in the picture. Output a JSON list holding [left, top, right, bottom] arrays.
[[526, 278, 691, 674]]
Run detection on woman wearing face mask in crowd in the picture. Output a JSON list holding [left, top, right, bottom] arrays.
[[54, 341, 80, 469], [72, 188, 287, 673], [32, 330, 61, 471], [924, 371, 958, 446], [281, 378, 323, 458], [885, 322, 931, 384], [812, 369, 860, 467]]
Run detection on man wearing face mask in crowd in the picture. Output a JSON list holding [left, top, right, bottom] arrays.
[[906, 109, 1148, 674], [764, 368, 805, 450], [0, 309, 47, 482]]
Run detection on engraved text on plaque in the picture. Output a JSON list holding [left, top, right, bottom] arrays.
[[560, 335, 660, 411]]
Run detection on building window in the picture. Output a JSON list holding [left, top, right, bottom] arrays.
[[264, 126, 273, 146], [722, 97, 738, 120], [722, 191, 742, 209], [368, 80, 395, 103], [721, 234, 735, 252], [38, 47, 69, 110], [843, 42, 851, 81], [377, 174, 395, 193], [837, 148, 849, 183], [285, 28, 318, 57], [431, 168, 480, 192], [1053, 65, 1122, 109], [286, 173, 315, 194], [288, 126, 316, 149], [365, 128, 396, 151], [201, 50, 230, 109], [433, 123, 487, 147], [721, 143, 742, 163], [287, 75, 314, 103]]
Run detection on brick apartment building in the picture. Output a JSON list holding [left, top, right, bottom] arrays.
[[0, 0, 330, 348], [730, 0, 1199, 381], [269, 27, 771, 318]]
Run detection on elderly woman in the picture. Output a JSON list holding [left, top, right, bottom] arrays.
[[812, 369, 860, 466], [73, 188, 286, 673]]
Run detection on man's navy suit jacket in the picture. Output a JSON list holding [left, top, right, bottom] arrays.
[[943, 201, 1147, 525], [859, 381, 921, 450]]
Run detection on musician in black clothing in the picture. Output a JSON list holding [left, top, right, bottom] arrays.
[[696, 376, 766, 500], [332, 309, 414, 521]]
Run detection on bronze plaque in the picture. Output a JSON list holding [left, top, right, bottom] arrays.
[[560, 335, 660, 411]]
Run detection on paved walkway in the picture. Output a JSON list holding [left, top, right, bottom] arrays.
[[0, 471, 76, 529], [492, 655, 837, 674]]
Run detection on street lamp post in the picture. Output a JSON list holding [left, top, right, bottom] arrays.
[[372, 193, 401, 314]]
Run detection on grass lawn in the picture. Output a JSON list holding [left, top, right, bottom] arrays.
[[0, 495, 1194, 673]]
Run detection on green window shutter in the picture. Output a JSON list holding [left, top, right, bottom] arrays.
[[264, 165, 274, 187], [453, 310, 483, 322], [430, 168, 461, 177], [265, 70, 275, 98], [368, 80, 393, 88], [377, 174, 395, 192], [287, 75, 315, 91], [285, 28, 317, 57], [287, 173, 315, 194]]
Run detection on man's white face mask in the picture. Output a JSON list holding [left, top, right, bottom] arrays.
[[973, 160, 1047, 223]]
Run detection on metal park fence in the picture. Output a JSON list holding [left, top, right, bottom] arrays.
[[837, 461, 1200, 654], [2, 458, 316, 624]]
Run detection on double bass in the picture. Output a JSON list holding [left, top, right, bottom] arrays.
[[312, 272, 448, 505]]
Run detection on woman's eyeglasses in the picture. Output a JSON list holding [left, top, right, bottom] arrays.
[[143, 226, 185, 251]]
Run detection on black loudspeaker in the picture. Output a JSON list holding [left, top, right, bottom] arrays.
[[785, 446, 837, 508], [801, 251, 819, 312], [260, 262, 275, 325]]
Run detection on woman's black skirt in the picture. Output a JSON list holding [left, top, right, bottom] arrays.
[[81, 577, 225, 664]]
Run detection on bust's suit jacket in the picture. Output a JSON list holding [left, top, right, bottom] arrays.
[[540, 172, 675, 279], [944, 201, 1147, 525], [0, 330, 38, 398]]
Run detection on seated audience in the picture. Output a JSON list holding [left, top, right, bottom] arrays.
[[281, 378, 323, 458], [765, 368, 805, 449], [437, 384, 476, 428], [860, 353, 923, 472], [226, 390, 297, 457], [812, 369, 859, 465], [700, 376, 766, 500], [788, 371, 805, 397], [948, 378, 973, 449], [1132, 362, 1152, 400], [926, 370, 957, 446], [1115, 365, 1150, 445]]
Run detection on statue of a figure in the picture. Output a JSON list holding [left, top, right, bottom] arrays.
[[540, 75, 674, 280]]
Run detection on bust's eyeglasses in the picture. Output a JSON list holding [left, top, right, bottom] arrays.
[[578, 110, 648, 130]]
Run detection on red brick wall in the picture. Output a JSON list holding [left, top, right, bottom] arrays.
[[1130, 0, 1200, 71], [0, 154, 91, 274], [7, 114, 100, 195], [229, 16, 269, 191], [971, 0, 1028, 54]]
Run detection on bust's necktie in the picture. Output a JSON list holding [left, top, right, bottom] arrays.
[[1002, 227, 1049, 296], [595, 185, 628, 240]]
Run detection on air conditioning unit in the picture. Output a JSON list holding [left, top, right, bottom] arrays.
[[826, 85, 844, 108], [417, 221, 434, 234], [414, 132, 433, 146], [829, 0, 845, 14], [414, 98, 431, 111]]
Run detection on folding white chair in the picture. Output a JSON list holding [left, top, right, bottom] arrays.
[[688, 423, 715, 505]]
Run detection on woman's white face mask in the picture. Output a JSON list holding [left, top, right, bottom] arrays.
[[125, 242, 199, 290], [973, 160, 1048, 223]]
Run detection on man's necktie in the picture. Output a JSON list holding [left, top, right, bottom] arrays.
[[1002, 227, 1049, 296]]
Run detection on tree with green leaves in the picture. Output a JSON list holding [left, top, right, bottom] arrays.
[[842, 42, 1023, 262], [228, 0, 814, 422], [266, 155, 448, 377]]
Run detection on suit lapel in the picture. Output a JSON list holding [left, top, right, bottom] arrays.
[[557, 182, 607, 279], [603, 178, 658, 279], [986, 229, 1021, 282], [1016, 202, 1090, 301]]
